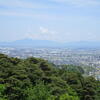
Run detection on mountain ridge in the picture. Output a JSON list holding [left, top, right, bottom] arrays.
[[0, 38, 100, 48]]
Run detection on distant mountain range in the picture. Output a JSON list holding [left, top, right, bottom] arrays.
[[0, 39, 62, 47], [0, 38, 100, 48]]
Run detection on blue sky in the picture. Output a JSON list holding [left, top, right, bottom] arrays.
[[0, 0, 100, 42]]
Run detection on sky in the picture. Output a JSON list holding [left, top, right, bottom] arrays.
[[0, 0, 100, 43]]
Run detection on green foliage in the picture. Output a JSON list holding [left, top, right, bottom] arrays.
[[95, 81, 100, 100], [59, 93, 79, 100], [0, 53, 99, 100], [58, 65, 84, 74], [25, 81, 55, 100], [0, 84, 8, 100], [81, 77, 97, 100]]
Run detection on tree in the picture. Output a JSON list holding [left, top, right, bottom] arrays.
[[0, 84, 8, 100], [59, 93, 79, 100], [25, 81, 55, 100]]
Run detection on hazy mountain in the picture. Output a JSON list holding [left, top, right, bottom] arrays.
[[64, 41, 100, 48], [0, 39, 62, 47], [0, 39, 100, 48]]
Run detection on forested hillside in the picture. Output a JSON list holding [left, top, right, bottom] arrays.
[[0, 54, 100, 100]]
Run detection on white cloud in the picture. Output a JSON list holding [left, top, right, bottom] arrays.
[[0, 10, 59, 21], [19, 27, 100, 43], [0, 0, 34, 8], [39, 27, 58, 40], [25, 27, 79, 42], [1, 0, 99, 9], [50, 0, 100, 7], [25, 27, 61, 42], [40, 27, 49, 33], [0, 0, 56, 9], [86, 32, 99, 40]]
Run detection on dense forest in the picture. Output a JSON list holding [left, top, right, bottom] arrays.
[[0, 54, 100, 100]]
